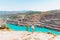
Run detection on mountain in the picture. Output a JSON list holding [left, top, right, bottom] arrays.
[[0, 11, 41, 15], [0, 11, 21, 15], [0, 10, 41, 18], [0, 9, 60, 18], [40, 10, 60, 20]]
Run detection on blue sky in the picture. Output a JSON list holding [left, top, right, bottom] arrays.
[[0, 0, 60, 11]]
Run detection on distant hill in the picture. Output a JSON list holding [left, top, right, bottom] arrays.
[[0, 11, 41, 18], [0, 10, 60, 18]]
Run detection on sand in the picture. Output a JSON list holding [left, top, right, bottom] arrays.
[[0, 30, 60, 40]]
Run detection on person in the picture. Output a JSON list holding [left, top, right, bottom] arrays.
[[32, 24, 34, 33], [26, 23, 28, 31]]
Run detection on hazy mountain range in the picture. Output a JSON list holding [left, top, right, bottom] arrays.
[[0, 10, 41, 17], [0, 10, 41, 15], [0, 9, 60, 18]]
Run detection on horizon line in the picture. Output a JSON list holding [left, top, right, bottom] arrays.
[[0, 9, 60, 12]]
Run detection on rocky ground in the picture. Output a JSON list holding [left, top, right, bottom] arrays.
[[0, 30, 60, 40]]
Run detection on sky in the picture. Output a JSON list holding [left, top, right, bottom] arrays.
[[0, 0, 60, 11]]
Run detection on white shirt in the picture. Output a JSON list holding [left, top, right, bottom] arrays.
[[32, 25, 34, 29]]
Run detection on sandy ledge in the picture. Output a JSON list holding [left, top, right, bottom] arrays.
[[0, 30, 60, 40]]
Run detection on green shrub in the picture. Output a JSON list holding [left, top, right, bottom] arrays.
[[47, 32, 52, 34]]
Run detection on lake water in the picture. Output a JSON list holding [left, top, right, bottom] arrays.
[[7, 24, 60, 35]]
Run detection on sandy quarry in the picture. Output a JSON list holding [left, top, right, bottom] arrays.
[[0, 30, 60, 40]]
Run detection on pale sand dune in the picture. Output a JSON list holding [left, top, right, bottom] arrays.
[[0, 30, 60, 40]]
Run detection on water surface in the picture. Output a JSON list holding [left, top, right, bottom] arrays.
[[7, 24, 60, 35]]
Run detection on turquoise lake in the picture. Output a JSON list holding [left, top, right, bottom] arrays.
[[7, 24, 60, 35]]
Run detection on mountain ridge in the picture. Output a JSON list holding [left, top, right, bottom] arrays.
[[0, 10, 60, 18]]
